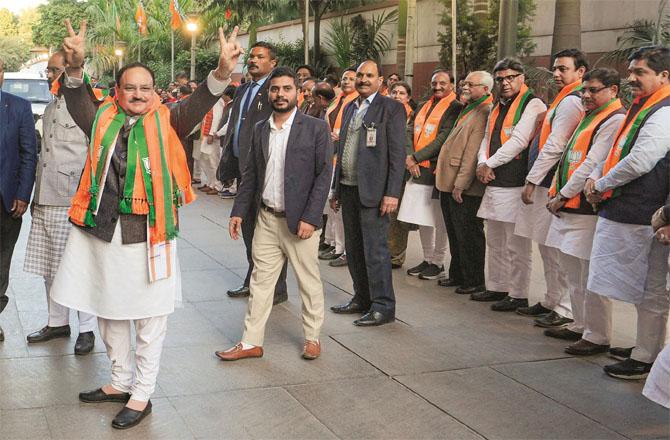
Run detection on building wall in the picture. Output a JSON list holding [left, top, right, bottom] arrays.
[[231, 0, 663, 94]]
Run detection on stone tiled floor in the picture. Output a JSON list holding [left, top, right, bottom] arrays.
[[0, 193, 668, 439]]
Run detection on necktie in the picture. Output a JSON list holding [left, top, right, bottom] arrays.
[[240, 81, 257, 122]]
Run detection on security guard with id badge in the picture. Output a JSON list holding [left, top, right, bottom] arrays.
[[397, 70, 462, 282], [329, 60, 406, 326]]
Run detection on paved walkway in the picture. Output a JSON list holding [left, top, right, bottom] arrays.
[[0, 194, 668, 439]]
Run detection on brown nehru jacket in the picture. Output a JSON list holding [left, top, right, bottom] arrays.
[[435, 102, 491, 197]]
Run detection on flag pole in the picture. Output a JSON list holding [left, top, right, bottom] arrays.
[[171, 29, 175, 81]]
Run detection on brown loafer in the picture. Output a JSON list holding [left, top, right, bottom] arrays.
[[302, 340, 321, 360], [215, 343, 263, 361], [205, 188, 220, 195]]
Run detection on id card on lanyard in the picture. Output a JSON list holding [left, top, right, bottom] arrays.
[[365, 122, 377, 147]]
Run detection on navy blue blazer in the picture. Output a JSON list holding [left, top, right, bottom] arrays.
[[0, 91, 37, 212], [231, 110, 333, 234], [332, 93, 406, 207]]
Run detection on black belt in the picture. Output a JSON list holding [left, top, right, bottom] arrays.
[[261, 203, 286, 218]]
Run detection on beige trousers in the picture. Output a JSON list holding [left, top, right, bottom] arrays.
[[242, 209, 324, 347]]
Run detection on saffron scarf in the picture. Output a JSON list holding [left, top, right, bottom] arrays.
[[537, 80, 583, 151], [412, 93, 456, 167], [455, 94, 493, 128], [549, 98, 623, 208], [486, 84, 533, 158], [601, 84, 670, 200], [69, 94, 196, 281]]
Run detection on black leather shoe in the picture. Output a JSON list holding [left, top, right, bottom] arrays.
[[437, 278, 461, 287], [273, 293, 288, 305], [454, 285, 486, 295], [491, 297, 528, 312], [354, 311, 395, 326], [74, 331, 95, 355], [227, 285, 250, 298], [79, 388, 131, 403], [543, 327, 582, 341], [0, 325, 4, 342], [26, 325, 71, 343], [470, 290, 508, 302], [330, 300, 367, 314], [0, 294, 8, 314], [112, 401, 152, 430], [565, 339, 610, 356]]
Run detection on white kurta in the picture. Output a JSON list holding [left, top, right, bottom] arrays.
[[587, 217, 653, 304], [514, 189, 554, 244], [643, 344, 670, 408], [545, 212, 598, 261], [51, 224, 182, 320], [397, 179, 442, 228], [477, 186, 523, 223]]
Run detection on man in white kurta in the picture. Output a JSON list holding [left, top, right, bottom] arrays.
[[474, 58, 546, 311], [585, 46, 670, 380], [516, 49, 586, 326], [48, 20, 241, 429], [544, 68, 625, 353]]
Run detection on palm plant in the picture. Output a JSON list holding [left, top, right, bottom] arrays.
[[323, 17, 355, 68]]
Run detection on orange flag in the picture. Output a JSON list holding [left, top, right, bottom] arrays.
[[135, 1, 148, 35], [169, 0, 183, 30]]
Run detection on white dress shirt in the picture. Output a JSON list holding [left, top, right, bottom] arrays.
[[262, 108, 298, 211], [526, 95, 584, 185]]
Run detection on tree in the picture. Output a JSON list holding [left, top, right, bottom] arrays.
[[32, 0, 86, 50], [396, 0, 407, 76], [437, 0, 536, 76], [0, 36, 31, 70], [17, 8, 40, 44], [551, 0, 581, 53], [0, 8, 19, 37]]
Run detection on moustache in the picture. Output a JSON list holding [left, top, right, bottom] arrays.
[[130, 98, 148, 103], [629, 81, 642, 88], [272, 98, 288, 104], [248, 63, 258, 68]]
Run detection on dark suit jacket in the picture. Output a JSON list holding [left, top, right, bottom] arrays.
[[218, 79, 273, 180], [0, 92, 37, 212], [332, 93, 406, 208], [231, 111, 333, 234]]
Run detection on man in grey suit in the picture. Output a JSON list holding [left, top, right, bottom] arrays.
[[217, 42, 287, 305], [216, 67, 332, 361], [330, 60, 406, 326]]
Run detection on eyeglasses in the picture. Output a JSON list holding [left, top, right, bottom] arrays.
[[45, 67, 63, 74], [462, 81, 485, 88], [579, 86, 608, 95], [494, 73, 522, 84]]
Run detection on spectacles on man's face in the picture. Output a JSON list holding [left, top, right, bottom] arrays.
[[462, 81, 484, 88], [579, 86, 608, 96], [45, 67, 63, 75], [494, 73, 522, 84]]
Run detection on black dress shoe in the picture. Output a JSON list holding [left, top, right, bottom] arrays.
[[112, 401, 152, 430], [470, 290, 508, 302], [454, 285, 486, 295], [353, 311, 395, 326], [273, 293, 288, 305], [491, 297, 528, 311], [437, 278, 461, 288], [227, 285, 250, 298], [74, 331, 95, 355], [391, 262, 403, 269], [330, 300, 368, 314], [79, 388, 131, 403], [0, 294, 8, 314], [26, 325, 71, 343]]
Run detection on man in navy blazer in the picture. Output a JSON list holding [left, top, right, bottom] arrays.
[[216, 67, 332, 361], [0, 58, 38, 341], [216, 41, 288, 305], [329, 60, 406, 326]]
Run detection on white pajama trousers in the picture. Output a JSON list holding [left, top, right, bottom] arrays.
[[201, 148, 223, 191], [97, 315, 169, 402], [485, 220, 532, 299], [559, 252, 611, 345], [538, 244, 572, 318], [418, 222, 448, 266], [45, 279, 96, 332], [325, 207, 345, 254]]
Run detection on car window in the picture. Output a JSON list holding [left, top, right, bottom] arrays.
[[3, 79, 52, 103]]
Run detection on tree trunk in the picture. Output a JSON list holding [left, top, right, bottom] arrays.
[[497, 0, 518, 59], [396, 0, 407, 78], [551, 0, 581, 55], [311, 1, 324, 66], [249, 22, 258, 46]]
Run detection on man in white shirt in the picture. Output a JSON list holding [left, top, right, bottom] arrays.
[[216, 67, 333, 361], [474, 58, 547, 311]]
